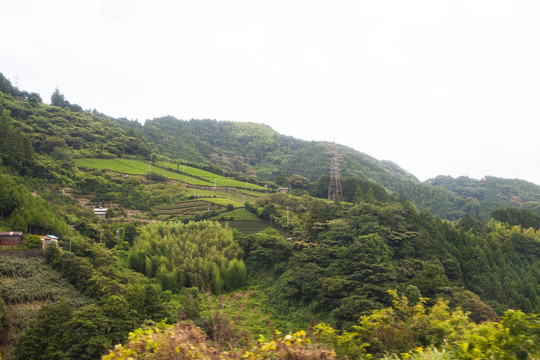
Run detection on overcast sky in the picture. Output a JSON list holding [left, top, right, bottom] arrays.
[[1, 0, 539, 185]]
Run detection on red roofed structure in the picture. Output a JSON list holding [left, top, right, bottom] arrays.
[[0, 231, 23, 247]]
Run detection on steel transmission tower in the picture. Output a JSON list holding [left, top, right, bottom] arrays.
[[328, 142, 344, 201]]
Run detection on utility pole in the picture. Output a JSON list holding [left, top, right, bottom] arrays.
[[149, 154, 152, 181], [68, 225, 73, 252]]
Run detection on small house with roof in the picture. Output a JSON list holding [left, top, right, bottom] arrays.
[[40, 235, 59, 248], [94, 207, 107, 218], [0, 231, 23, 247]]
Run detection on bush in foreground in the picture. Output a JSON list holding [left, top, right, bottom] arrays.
[[102, 321, 336, 360], [102, 292, 540, 359]]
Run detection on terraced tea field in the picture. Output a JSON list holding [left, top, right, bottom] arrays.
[[157, 161, 266, 190], [153, 200, 219, 216], [75, 158, 271, 231], [74, 158, 212, 186], [75, 158, 268, 192], [212, 209, 269, 234]]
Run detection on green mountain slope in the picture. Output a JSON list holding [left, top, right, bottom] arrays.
[[2, 74, 540, 222], [0, 88, 153, 169], [142, 116, 418, 183], [140, 116, 481, 219], [428, 175, 540, 218]]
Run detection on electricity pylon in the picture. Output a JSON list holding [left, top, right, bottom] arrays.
[[328, 142, 344, 202]]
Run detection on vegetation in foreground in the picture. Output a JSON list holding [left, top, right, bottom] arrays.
[[103, 292, 540, 359]]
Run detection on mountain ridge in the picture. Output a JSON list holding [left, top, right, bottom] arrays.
[[1, 74, 540, 220]]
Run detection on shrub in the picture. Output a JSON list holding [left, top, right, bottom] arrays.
[[317, 291, 540, 359], [103, 321, 336, 360], [22, 234, 42, 249], [146, 171, 167, 182]]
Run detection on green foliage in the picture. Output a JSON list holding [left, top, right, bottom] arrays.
[[0, 257, 89, 306], [13, 298, 136, 360], [13, 302, 74, 360], [102, 321, 336, 360], [275, 173, 288, 186], [317, 292, 540, 359], [243, 193, 540, 330], [72, 168, 190, 213], [223, 259, 247, 292], [0, 173, 25, 218], [0, 173, 68, 235], [141, 117, 416, 188], [10, 235, 183, 359], [9, 193, 68, 235], [216, 208, 270, 235], [241, 228, 292, 270], [1, 89, 153, 165], [0, 256, 90, 358], [0, 280, 7, 331], [0, 72, 42, 103], [145, 171, 167, 182], [21, 234, 43, 249], [102, 293, 539, 359], [157, 160, 266, 190], [429, 175, 540, 220], [289, 174, 309, 190], [127, 221, 245, 293], [0, 109, 36, 174], [311, 175, 390, 203], [491, 206, 540, 229]]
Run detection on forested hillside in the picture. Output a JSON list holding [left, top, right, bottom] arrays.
[[0, 74, 539, 359], [428, 175, 540, 219], [138, 117, 467, 219], [142, 116, 419, 184], [141, 115, 540, 221], [4, 69, 540, 221]]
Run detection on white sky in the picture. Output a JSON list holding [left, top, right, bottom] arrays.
[[1, 0, 539, 185]]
